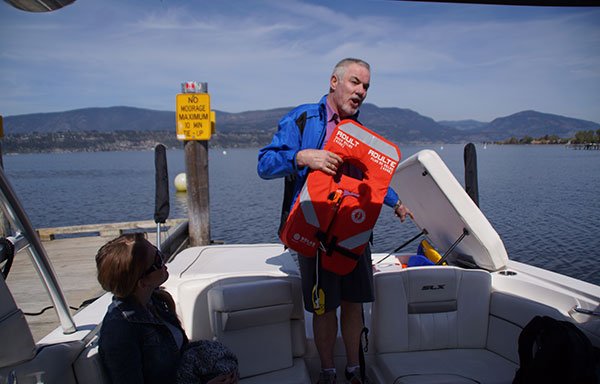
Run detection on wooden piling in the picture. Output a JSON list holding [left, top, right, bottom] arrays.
[[185, 140, 210, 246]]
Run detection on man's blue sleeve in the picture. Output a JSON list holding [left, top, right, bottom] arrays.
[[384, 187, 399, 208], [257, 114, 302, 180]]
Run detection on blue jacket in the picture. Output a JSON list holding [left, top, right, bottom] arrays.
[[99, 293, 187, 384], [257, 95, 399, 230]]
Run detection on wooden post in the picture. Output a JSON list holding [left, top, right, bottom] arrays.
[[176, 82, 211, 246], [185, 140, 210, 246]]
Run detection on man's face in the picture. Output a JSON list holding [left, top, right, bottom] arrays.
[[330, 63, 370, 119]]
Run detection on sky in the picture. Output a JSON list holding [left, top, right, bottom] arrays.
[[1, 0, 599, 123]]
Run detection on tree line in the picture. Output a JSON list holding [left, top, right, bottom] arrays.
[[3, 128, 600, 153], [497, 129, 600, 145], [0, 130, 274, 154]]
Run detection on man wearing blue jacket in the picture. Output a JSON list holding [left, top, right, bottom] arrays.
[[257, 58, 412, 384]]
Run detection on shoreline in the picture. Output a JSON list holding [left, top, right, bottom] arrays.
[[2, 141, 587, 156]]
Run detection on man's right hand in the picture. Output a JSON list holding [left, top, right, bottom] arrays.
[[296, 149, 342, 176]]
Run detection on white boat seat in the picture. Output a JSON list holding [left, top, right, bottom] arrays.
[[370, 266, 518, 384], [0, 274, 36, 368], [207, 278, 310, 383], [73, 336, 110, 384]]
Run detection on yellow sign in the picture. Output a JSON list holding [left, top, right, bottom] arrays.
[[211, 110, 216, 135], [176, 93, 211, 140]]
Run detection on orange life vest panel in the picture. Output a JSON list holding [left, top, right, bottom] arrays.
[[280, 120, 401, 275]]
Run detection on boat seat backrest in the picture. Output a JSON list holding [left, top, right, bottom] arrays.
[[177, 275, 305, 345], [207, 278, 305, 379], [0, 274, 36, 368], [73, 335, 110, 384], [372, 266, 491, 353]]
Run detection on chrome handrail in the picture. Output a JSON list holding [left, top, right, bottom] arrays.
[[0, 167, 76, 334], [573, 306, 600, 317]]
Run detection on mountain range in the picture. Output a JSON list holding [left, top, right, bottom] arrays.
[[4, 104, 600, 145]]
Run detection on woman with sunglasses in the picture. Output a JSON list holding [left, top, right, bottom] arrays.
[[96, 233, 237, 384]]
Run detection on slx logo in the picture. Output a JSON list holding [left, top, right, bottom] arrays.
[[422, 284, 445, 291]]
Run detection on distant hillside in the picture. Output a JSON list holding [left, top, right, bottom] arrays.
[[3, 105, 599, 153], [5, 106, 174, 133], [474, 110, 600, 141], [3, 103, 462, 143], [358, 104, 462, 143], [216, 107, 291, 133], [438, 119, 488, 131], [4, 106, 290, 135]]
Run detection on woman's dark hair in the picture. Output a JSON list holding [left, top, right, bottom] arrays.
[[96, 233, 148, 298]]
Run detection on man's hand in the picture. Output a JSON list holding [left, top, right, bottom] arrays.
[[394, 202, 414, 223], [296, 149, 343, 176]]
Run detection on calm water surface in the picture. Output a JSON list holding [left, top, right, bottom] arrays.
[[4, 144, 599, 285]]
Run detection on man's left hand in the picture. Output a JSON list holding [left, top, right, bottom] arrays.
[[394, 203, 414, 223]]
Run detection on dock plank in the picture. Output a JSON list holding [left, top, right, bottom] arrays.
[[5, 232, 158, 342]]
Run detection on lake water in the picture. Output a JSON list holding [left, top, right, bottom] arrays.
[[3, 144, 599, 286]]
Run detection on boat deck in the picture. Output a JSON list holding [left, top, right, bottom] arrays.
[[5, 225, 164, 341]]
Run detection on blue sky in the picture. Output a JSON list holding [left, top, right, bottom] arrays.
[[1, 0, 599, 123]]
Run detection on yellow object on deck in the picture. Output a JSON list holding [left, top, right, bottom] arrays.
[[420, 239, 442, 264]]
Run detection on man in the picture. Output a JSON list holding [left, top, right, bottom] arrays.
[[257, 58, 412, 384]]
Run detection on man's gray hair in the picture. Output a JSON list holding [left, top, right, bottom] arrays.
[[332, 58, 370, 80]]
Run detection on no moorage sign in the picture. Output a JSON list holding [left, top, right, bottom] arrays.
[[176, 93, 211, 141]]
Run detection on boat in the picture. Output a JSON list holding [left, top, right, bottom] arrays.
[[1, 143, 598, 383], [2, 1, 598, 382]]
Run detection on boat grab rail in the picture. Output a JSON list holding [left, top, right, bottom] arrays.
[[0, 167, 76, 334], [573, 306, 600, 317]]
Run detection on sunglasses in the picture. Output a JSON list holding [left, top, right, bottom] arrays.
[[142, 249, 166, 277]]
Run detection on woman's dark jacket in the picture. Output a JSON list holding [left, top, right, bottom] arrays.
[[99, 292, 188, 384]]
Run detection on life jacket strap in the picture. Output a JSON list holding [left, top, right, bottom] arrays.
[[315, 231, 362, 261]]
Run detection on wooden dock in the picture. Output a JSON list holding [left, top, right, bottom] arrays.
[[5, 219, 184, 342]]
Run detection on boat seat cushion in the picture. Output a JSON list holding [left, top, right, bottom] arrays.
[[207, 278, 307, 379], [177, 275, 305, 352], [0, 275, 36, 368], [373, 267, 491, 353], [239, 358, 310, 384], [375, 349, 517, 384], [371, 267, 517, 383], [73, 339, 110, 384]]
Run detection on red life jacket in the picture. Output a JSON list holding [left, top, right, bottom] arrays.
[[280, 120, 401, 275]]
